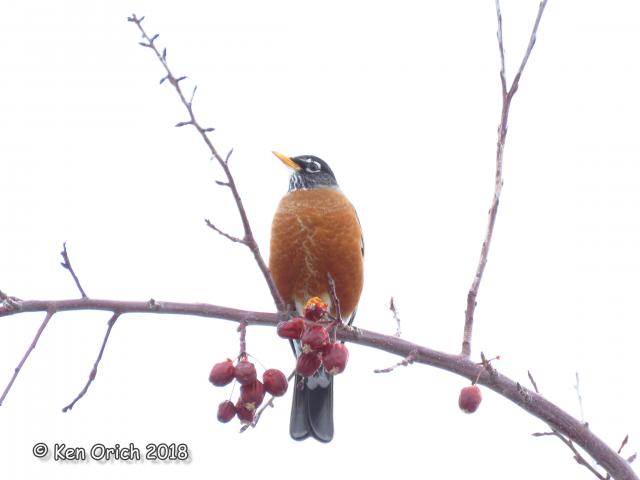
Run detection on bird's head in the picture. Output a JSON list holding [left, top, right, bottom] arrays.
[[272, 151, 338, 191]]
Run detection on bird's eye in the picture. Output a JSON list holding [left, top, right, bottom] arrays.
[[305, 160, 321, 173]]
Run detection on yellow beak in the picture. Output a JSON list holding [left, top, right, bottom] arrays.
[[272, 151, 301, 171]]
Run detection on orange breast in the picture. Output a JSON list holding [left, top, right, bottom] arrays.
[[269, 188, 364, 319]]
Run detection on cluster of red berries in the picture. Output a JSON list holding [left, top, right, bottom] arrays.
[[277, 297, 349, 377], [209, 356, 288, 424]]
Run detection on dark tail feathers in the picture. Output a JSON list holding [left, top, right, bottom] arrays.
[[289, 373, 333, 442]]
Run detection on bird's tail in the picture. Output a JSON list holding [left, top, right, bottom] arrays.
[[289, 369, 333, 442]]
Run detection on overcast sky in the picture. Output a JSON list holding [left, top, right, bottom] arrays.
[[1, 1, 639, 479]]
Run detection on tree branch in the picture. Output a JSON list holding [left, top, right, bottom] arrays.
[[62, 312, 120, 412], [127, 14, 285, 312], [0, 309, 54, 406], [0, 298, 636, 480], [461, 0, 548, 357], [2, 7, 635, 480], [530, 370, 608, 479], [60, 242, 88, 299]]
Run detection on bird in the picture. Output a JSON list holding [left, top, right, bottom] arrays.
[[269, 151, 364, 442]]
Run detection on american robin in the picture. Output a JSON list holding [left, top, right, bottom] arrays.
[[269, 151, 364, 442]]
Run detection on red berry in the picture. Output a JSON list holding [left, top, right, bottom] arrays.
[[209, 359, 235, 387], [459, 385, 482, 413], [277, 317, 306, 340], [217, 400, 236, 423], [236, 402, 255, 423], [234, 359, 257, 385], [301, 324, 329, 353], [296, 352, 322, 377], [263, 369, 288, 396], [322, 343, 349, 375], [303, 297, 329, 321], [240, 380, 266, 409]]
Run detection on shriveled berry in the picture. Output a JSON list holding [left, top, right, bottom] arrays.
[[301, 324, 329, 353], [303, 297, 329, 321], [234, 359, 257, 385], [209, 359, 235, 387], [322, 343, 349, 375], [296, 352, 322, 377], [277, 317, 305, 340], [459, 385, 482, 413], [263, 369, 288, 396], [240, 380, 266, 409], [217, 400, 236, 423], [236, 402, 255, 423]]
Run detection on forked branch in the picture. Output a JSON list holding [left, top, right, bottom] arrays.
[[461, 0, 548, 357]]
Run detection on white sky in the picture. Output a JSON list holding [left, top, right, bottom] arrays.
[[1, 1, 639, 479]]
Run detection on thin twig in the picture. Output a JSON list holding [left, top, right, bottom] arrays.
[[225, 148, 234, 164], [62, 312, 120, 412], [238, 321, 248, 359], [374, 351, 416, 373], [529, 370, 608, 480], [607, 436, 634, 480], [461, 0, 548, 357], [575, 371, 586, 424], [528, 370, 539, 393], [327, 273, 342, 323], [205, 219, 247, 245], [538, 430, 607, 480], [0, 309, 54, 405], [618, 435, 630, 455], [389, 297, 401, 337], [127, 14, 284, 312], [60, 242, 88, 299]]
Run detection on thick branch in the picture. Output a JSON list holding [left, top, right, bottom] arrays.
[[0, 298, 636, 480]]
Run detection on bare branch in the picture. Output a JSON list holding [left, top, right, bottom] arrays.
[[374, 351, 416, 374], [60, 242, 88, 298], [327, 273, 342, 323], [495, 0, 507, 96], [0, 297, 637, 478], [618, 435, 630, 455], [62, 312, 120, 412], [128, 14, 285, 312], [511, 0, 548, 93], [238, 321, 248, 359], [188, 85, 197, 106], [225, 148, 234, 164], [0, 309, 54, 405], [204, 219, 247, 245], [461, 0, 548, 357], [528, 370, 539, 393], [529, 370, 612, 480], [389, 296, 401, 337], [575, 371, 586, 424]]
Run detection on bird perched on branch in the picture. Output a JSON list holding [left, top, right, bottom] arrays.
[[269, 151, 364, 442]]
